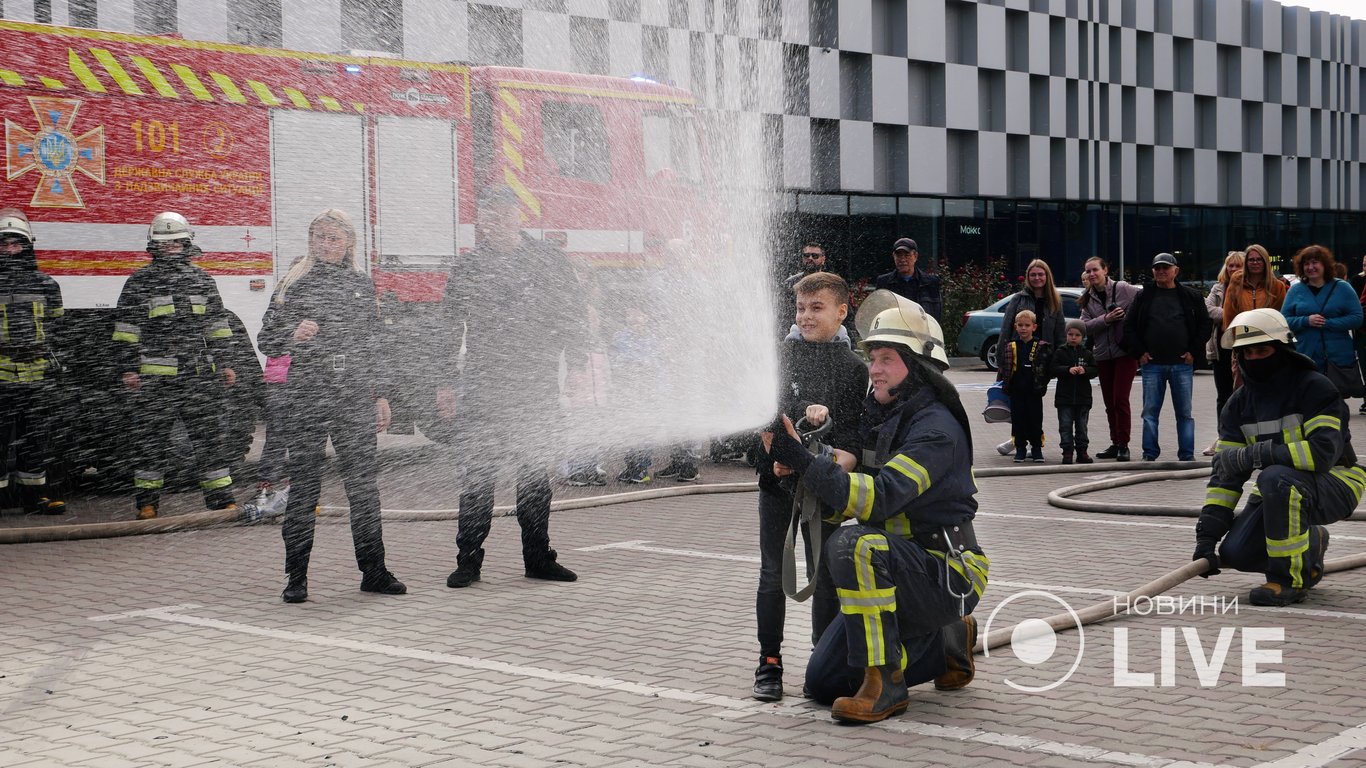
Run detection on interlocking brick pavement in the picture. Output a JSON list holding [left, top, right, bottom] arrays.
[[3, 365, 1366, 766]]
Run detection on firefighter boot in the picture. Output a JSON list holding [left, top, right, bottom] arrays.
[[831, 665, 908, 724], [1306, 525, 1330, 589], [752, 656, 783, 702], [137, 504, 158, 520], [934, 615, 978, 691], [1249, 582, 1308, 606]]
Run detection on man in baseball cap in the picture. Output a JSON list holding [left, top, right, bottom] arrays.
[[873, 238, 942, 320]]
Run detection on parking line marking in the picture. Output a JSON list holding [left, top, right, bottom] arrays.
[[1249, 722, 1366, 768], [89, 605, 1233, 768]]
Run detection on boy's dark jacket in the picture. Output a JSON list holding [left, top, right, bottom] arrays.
[[1051, 343, 1097, 406], [756, 336, 868, 493], [1000, 338, 1052, 396]]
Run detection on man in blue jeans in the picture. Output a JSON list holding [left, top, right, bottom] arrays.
[[1122, 252, 1212, 461]]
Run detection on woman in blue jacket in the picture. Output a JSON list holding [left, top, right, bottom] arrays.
[[1281, 246, 1362, 378]]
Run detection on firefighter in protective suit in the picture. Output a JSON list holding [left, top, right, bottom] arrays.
[[112, 212, 238, 519], [765, 298, 988, 724], [1194, 308, 1364, 605], [0, 209, 66, 514]]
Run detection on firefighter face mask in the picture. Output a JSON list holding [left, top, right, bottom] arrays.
[[1238, 343, 1287, 383]]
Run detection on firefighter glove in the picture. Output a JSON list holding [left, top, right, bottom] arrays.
[[1192, 540, 1221, 578], [768, 430, 814, 474], [1212, 440, 1272, 481]]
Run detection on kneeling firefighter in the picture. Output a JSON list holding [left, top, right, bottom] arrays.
[[765, 295, 989, 724], [1195, 308, 1365, 606]]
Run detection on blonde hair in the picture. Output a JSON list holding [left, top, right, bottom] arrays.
[[1023, 259, 1062, 316], [1217, 251, 1245, 285], [1014, 309, 1038, 326], [274, 209, 363, 304], [1240, 244, 1273, 288]]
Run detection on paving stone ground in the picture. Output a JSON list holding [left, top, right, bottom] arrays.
[[3, 364, 1366, 767]]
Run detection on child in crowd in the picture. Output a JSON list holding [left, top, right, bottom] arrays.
[[750, 271, 868, 702], [1052, 319, 1097, 464], [999, 309, 1050, 462]]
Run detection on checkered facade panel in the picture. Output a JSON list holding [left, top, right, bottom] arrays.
[[7, 0, 1366, 208]]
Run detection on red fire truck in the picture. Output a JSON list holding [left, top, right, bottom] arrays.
[[0, 19, 714, 483]]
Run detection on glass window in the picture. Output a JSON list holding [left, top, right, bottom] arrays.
[[642, 111, 701, 185], [541, 101, 610, 184]]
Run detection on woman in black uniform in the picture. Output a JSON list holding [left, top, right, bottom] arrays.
[[258, 209, 405, 603]]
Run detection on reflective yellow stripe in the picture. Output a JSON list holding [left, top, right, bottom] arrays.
[[283, 87, 311, 109], [40, 76, 66, 90], [149, 304, 175, 317], [849, 533, 891, 666], [1286, 440, 1315, 471], [208, 72, 247, 103], [884, 454, 930, 495], [171, 63, 213, 100], [930, 550, 990, 597], [1215, 439, 1246, 451], [134, 471, 164, 489], [199, 471, 232, 491], [0, 69, 23, 86], [129, 55, 179, 98], [500, 111, 523, 143], [1304, 414, 1341, 433], [1204, 486, 1240, 509], [498, 89, 522, 115], [112, 331, 138, 342], [884, 514, 911, 538], [68, 48, 107, 92], [503, 168, 542, 216], [318, 95, 342, 111], [842, 473, 874, 521], [835, 586, 897, 614], [1329, 467, 1366, 501], [90, 47, 144, 95], [503, 139, 525, 171], [14, 471, 46, 486], [247, 79, 282, 106], [139, 364, 177, 375], [208, 326, 232, 339]]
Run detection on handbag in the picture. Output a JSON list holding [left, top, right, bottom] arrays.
[[1324, 359, 1364, 398]]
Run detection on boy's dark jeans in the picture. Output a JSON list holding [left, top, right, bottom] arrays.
[[757, 485, 838, 658], [1058, 405, 1091, 452]]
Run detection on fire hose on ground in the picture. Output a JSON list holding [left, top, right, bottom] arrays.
[[4, 462, 1365, 665]]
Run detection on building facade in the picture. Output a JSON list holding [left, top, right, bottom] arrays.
[[4, 0, 1365, 285]]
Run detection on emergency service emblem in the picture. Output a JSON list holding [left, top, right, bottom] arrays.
[[5, 96, 106, 208]]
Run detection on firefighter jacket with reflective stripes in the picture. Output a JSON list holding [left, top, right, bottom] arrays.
[[1197, 349, 1362, 543], [798, 384, 979, 537], [257, 261, 387, 399], [113, 248, 235, 377], [0, 246, 64, 383]]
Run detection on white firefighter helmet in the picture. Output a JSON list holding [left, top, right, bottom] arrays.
[[0, 208, 34, 243], [148, 211, 194, 242], [1221, 307, 1295, 350], [855, 289, 950, 370]]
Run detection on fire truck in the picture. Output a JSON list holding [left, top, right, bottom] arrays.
[[0, 19, 713, 488]]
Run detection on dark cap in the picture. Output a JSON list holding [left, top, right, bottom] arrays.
[[893, 238, 918, 253], [1152, 252, 1178, 267]]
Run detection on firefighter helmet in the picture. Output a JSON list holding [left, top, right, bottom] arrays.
[[855, 289, 950, 370], [1222, 308, 1295, 350], [0, 208, 34, 243], [148, 211, 194, 242]]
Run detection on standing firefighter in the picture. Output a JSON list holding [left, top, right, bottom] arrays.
[[112, 212, 238, 519], [1195, 308, 1364, 606], [765, 298, 988, 724], [0, 208, 65, 514]]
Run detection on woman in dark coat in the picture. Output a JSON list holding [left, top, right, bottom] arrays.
[[258, 209, 405, 604]]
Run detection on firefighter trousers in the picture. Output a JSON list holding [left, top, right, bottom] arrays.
[[455, 458, 555, 572], [823, 524, 984, 670], [281, 390, 387, 581], [129, 375, 235, 509], [1219, 463, 1364, 588], [0, 382, 54, 508]]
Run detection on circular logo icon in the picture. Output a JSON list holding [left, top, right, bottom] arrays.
[[982, 589, 1085, 692], [37, 131, 74, 171]]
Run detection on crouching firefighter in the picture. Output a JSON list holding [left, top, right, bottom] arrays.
[[0, 209, 66, 514], [113, 212, 239, 519], [1194, 308, 1365, 606], [764, 295, 988, 724]]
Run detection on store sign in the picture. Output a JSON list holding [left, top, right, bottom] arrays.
[[960, 225, 982, 235]]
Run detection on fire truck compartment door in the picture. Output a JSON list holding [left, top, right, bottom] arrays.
[[269, 111, 369, 280], [375, 117, 458, 266]]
